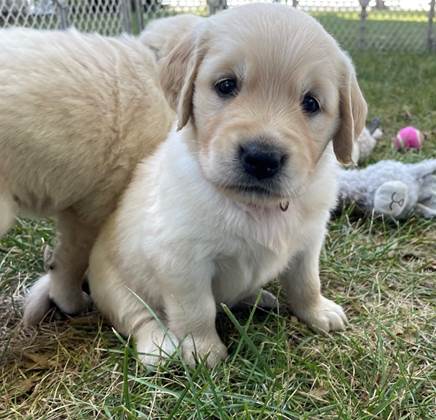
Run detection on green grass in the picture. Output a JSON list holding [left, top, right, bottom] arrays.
[[143, 9, 434, 52], [314, 10, 432, 51], [1, 52, 435, 418]]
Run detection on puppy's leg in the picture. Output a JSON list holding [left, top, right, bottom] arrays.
[[23, 211, 95, 326], [280, 233, 347, 333], [46, 212, 96, 313], [89, 249, 179, 369], [163, 263, 227, 368], [0, 182, 17, 237]]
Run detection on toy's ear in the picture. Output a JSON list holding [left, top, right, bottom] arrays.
[[333, 57, 368, 165], [374, 181, 409, 218], [416, 173, 436, 218], [159, 26, 208, 130]]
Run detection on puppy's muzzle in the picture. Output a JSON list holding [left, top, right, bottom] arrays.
[[239, 141, 287, 180]]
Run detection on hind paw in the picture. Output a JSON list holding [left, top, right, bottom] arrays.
[[23, 273, 91, 326]]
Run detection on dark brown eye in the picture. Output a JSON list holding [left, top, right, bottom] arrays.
[[302, 93, 320, 114], [215, 78, 238, 98]]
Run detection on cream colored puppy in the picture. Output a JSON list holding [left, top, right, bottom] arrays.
[[89, 4, 367, 368], [140, 14, 203, 60], [0, 28, 173, 325]]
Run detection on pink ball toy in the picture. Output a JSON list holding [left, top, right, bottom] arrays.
[[394, 126, 424, 150]]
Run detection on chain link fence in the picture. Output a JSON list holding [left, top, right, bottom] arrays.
[[0, 1, 132, 33], [1, 0, 435, 51]]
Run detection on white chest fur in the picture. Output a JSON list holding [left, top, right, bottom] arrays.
[[116, 129, 337, 312]]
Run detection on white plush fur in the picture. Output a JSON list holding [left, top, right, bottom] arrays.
[[88, 4, 367, 368]]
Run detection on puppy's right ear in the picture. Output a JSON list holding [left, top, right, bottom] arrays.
[[333, 56, 368, 165], [159, 28, 207, 130]]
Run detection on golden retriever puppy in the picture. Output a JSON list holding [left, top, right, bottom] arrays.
[[140, 14, 203, 61], [0, 28, 173, 325], [88, 3, 367, 368]]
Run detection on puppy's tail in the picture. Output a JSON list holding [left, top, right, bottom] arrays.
[[0, 187, 16, 237]]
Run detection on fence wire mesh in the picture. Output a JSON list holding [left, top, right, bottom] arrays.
[[0, 0, 129, 34], [1, 0, 435, 51], [64, 1, 125, 34]]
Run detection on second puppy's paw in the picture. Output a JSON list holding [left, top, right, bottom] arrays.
[[23, 274, 52, 326]]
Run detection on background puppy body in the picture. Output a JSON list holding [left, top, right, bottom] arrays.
[[140, 14, 203, 61], [0, 188, 16, 237], [0, 28, 173, 324], [89, 4, 367, 368]]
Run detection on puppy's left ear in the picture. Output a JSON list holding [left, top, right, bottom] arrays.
[[159, 27, 207, 130], [333, 57, 368, 165]]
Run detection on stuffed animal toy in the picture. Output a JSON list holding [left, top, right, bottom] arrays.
[[353, 117, 383, 163], [337, 159, 436, 219]]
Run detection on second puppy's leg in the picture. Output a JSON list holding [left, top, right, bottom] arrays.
[[23, 211, 96, 325]]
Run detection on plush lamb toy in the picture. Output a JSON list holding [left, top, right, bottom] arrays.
[[353, 117, 383, 163], [337, 159, 436, 219]]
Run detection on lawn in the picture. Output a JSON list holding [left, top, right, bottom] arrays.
[[1, 49, 435, 420], [315, 10, 431, 52]]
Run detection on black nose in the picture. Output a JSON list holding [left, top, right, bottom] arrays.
[[239, 142, 285, 180]]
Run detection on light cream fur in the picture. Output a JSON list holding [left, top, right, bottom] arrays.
[[0, 28, 173, 325], [140, 14, 203, 61], [88, 4, 367, 368]]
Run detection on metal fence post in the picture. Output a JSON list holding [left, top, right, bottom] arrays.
[[134, 0, 144, 33], [207, 0, 227, 15], [359, 0, 370, 50], [428, 0, 436, 51], [54, 0, 69, 30], [120, 0, 133, 34]]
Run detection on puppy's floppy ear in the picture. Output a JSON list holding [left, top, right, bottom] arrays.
[[333, 57, 368, 165], [159, 27, 207, 130]]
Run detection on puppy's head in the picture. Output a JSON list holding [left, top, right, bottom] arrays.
[[160, 4, 367, 207]]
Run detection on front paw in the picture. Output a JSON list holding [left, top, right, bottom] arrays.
[[52, 288, 92, 316], [293, 296, 347, 333], [136, 326, 179, 370], [181, 334, 228, 368], [23, 273, 91, 326], [49, 278, 92, 315]]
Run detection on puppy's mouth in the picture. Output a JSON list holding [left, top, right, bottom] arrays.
[[215, 180, 292, 209], [226, 184, 285, 199]]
